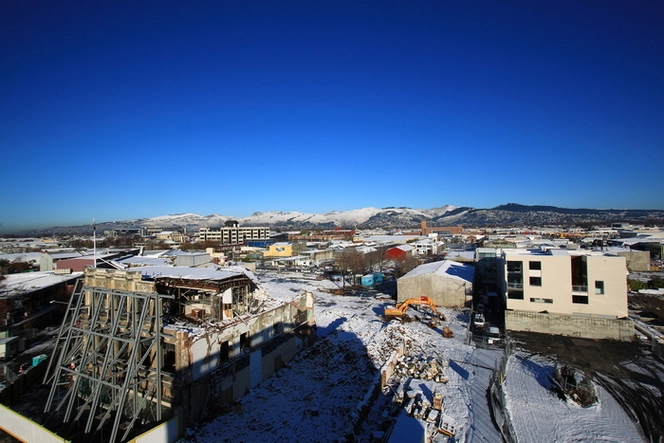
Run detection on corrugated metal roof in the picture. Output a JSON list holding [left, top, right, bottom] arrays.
[[0, 271, 82, 298]]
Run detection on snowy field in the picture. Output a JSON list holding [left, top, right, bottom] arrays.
[[179, 270, 646, 443], [504, 352, 643, 443]]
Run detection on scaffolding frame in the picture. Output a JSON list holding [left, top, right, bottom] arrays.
[[44, 283, 173, 443]]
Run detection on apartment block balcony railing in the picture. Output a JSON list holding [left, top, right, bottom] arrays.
[[572, 285, 588, 293]]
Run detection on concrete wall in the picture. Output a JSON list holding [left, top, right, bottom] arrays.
[[0, 403, 69, 443], [397, 274, 469, 308], [585, 254, 628, 317], [130, 415, 180, 443], [85, 268, 156, 293], [174, 291, 315, 428], [175, 253, 210, 267], [505, 310, 634, 341], [618, 250, 650, 272]]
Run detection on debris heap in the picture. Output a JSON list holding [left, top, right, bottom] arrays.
[[393, 354, 449, 383]]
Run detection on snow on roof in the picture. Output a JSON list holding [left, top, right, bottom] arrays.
[[0, 271, 82, 298], [613, 235, 664, 245], [0, 252, 44, 264], [503, 248, 625, 259], [45, 251, 88, 260], [272, 255, 308, 262], [401, 259, 474, 283], [142, 250, 172, 258], [444, 249, 476, 260], [117, 256, 171, 266], [133, 265, 258, 284], [362, 235, 423, 245], [413, 238, 434, 245], [393, 244, 415, 252]]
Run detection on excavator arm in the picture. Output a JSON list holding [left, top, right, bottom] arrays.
[[384, 296, 444, 319]]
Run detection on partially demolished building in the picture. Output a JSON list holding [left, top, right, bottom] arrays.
[[42, 266, 315, 443]]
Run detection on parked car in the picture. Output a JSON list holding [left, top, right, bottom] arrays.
[[487, 326, 501, 344], [473, 313, 486, 329]]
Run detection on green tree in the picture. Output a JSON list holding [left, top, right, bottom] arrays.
[[628, 279, 647, 292], [648, 278, 664, 289]]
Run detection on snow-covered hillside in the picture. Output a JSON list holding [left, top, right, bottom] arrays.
[[137, 206, 463, 230]]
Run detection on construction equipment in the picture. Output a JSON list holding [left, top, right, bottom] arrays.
[[384, 296, 445, 321]]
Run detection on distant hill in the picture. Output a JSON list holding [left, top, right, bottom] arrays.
[[7, 204, 664, 236]]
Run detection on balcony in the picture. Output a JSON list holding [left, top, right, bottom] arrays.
[[507, 283, 524, 289], [572, 285, 588, 293]]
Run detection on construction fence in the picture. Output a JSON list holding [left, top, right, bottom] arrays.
[[488, 335, 518, 443]]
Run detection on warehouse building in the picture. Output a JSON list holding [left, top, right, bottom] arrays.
[[397, 260, 474, 308]]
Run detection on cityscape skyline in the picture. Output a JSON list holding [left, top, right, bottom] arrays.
[[2, 1, 663, 232]]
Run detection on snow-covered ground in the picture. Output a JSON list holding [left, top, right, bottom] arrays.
[[504, 352, 643, 443], [179, 271, 646, 443]]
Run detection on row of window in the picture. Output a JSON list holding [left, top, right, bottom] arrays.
[[508, 280, 605, 305]]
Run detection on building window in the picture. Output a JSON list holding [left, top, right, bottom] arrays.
[[529, 276, 542, 286], [508, 290, 524, 300], [507, 261, 523, 273], [163, 343, 176, 372], [508, 276, 523, 289], [529, 261, 541, 270], [240, 332, 250, 351], [529, 298, 553, 304], [572, 295, 589, 304], [595, 281, 605, 294], [220, 340, 230, 363]]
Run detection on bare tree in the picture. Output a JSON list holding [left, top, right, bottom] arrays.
[[335, 248, 364, 288], [393, 255, 419, 279]]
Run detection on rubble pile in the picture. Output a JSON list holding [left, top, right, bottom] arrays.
[[393, 354, 449, 383], [366, 324, 409, 365]]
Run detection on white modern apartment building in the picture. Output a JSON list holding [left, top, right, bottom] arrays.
[[500, 247, 633, 340]]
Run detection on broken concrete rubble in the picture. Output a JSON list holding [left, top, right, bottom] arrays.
[[393, 354, 449, 383]]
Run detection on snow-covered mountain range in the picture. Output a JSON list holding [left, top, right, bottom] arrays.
[[9, 204, 664, 235], [134, 205, 466, 231], [131, 204, 664, 231]]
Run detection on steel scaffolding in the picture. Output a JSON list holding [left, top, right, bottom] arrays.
[[44, 282, 173, 443]]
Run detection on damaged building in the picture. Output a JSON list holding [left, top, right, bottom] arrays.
[[39, 265, 315, 443]]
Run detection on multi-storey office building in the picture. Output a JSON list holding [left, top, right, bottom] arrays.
[[198, 224, 270, 244], [500, 247, 632, 340]]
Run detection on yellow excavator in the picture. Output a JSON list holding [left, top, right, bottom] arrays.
[[384, 296, 453, 337], [384, 296, 446, 321]]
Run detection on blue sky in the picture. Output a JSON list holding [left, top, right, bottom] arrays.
[[1, 1, 663, 232]]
